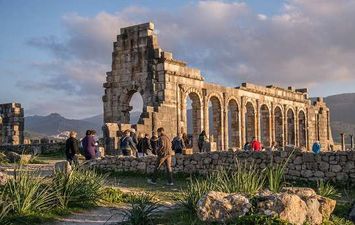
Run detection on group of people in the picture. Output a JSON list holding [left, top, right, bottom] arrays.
[[65, 129, 100, 166], [120, 128, 192, 157]]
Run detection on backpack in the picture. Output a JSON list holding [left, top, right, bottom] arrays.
[[120, 137, 129, 149]]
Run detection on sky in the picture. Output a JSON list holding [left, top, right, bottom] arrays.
[[1, 0, 355, 119]]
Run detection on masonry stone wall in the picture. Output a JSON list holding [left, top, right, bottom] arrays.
[[90, 150, 355, 183], [0, 143, 65, 155]]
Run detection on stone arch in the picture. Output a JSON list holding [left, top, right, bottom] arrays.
[[120, 88, 145, 124], [260, 104, 271, 147], [298, 110, 307, 148], [183, 90, 203, 148], [245, 101, 256, 143], [287, 108, 296, 145], [274, 106, 284, 147], [227, 98, 240, 148], [208, 94, 223, 150]]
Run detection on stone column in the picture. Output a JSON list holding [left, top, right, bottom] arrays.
[[350, 134, 354, 150], [256, 100, 260, 141], [270, 103, 275, 145], [240, 97, 246, 146], [340, 133, 345, 150], [283, 105, 288, 147]]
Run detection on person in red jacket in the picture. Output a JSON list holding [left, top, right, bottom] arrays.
[[251, 137, 262, 152]]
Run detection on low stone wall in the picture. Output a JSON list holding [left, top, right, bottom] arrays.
[[90, 150, 355, 183], [0, 143, 65, 155]]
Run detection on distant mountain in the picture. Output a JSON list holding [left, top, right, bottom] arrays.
[[324, 93, 355, 143], [25, 113, 102, 137], [25, 111, 143, 138]]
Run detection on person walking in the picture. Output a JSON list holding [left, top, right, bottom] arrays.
[[148, 127, 174, 185], [172, 133, 185, 154], [251, 137, 262, 152], [150, 132, 159, 155], [120, 130, 137, 156], [312, 140, 321, 154], [65, 131, 80, 166], [82, 130, 96, 160], [136, 133, 145, 157], [130, 128, 138, 146], [198, 130, 208, 152]]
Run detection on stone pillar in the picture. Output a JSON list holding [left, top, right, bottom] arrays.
[[224, 103, 229, 150], [256, 100, 260, 141], [340, 133, 345, 150], [350, 134, 354, 150], [240, 97, 246, 146], [283, 105, 288, 147]]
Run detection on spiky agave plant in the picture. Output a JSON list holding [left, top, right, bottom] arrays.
[[317, 180, 340, 199], [3, 167, 55, 215]]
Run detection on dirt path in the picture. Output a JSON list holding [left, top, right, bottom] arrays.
[[43, 207, 126, 225]]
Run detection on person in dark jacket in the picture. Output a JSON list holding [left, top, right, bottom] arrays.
[[198, 130, 208, 152], [65, 131, 80, 166], [120, 130, 137, 156], [150, 132, 159, 155], [141, 133, 153, 156], [82, 130, 96, 160], [172, 133, 185, 154], [130, 128, 138, 146], [148, 127, 174, 185]]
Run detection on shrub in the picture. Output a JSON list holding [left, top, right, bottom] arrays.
[[122, 193, 161, 225], [179, 178, 214, 214], [0, 195, 11, 225], [100, 187, 124, 204], [266, 150, 294, 193], [317, 180, 340, 199], [52, 167, 106, 208], [3, 168, 55, 215]]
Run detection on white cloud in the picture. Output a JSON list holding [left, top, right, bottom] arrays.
[[25, 0, 355, 117]]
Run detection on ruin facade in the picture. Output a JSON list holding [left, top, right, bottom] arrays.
[[103, 22, 333, 152], [0, 103, 24, 145]]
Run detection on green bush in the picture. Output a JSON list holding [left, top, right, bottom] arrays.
[[317, 180, 340, 199], [180, 178, 214, 214], [266, 150, 294, 193], [3, 168, 55, 215], [52, 167, 106, 208], [0, 194, 11, 225], [100, 187, 124, 204], [123, 193, 161, 225]]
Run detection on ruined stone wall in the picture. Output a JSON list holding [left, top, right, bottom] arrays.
[[103, 22, 333, 153], [0, 143, 65, 155], [90, 150, 355, 183], [0, 103, 24, 145]]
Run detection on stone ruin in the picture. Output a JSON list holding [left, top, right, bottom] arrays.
[[0, 103, 24, 145], [102, 22, 333, 153]]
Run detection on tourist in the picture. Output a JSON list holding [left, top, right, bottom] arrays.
[[148, 127, 174, 185], [198, 130, 208, 152], [312, 140, 321, 154], [172, 133, 186, 154], [270, 141, 277, 151], [182, 133, 190, 148], [142, 133, 153, 156], [130, 128, 138, 146], [243, 142, 250, 151], [120, 129, 137, 156], [150, 132, 159, 155], [82, 130, 96, 160], [136, 133, 145, 157], [90, 130, 100, 158], [65, 131, 79, 166], [251, 137, 262, 152]]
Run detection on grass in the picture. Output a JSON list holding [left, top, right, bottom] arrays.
[[317, 180, 341, 199]]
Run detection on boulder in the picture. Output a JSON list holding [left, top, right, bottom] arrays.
[[257, 193, 308, 225], [197, 191, 251, 222], [54, 161, 72, 174]]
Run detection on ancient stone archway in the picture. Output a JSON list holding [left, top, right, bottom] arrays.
[[184, 91, 202, 150], [120, 89, 145, 124], [245, 102, 256, 143], [299, 110, 307, 148], [209, 95, 222, 150], [287, 108, 296, 145], [103, 22, 334, 152], [274, 106, 284, 147], [227, 98, 240, 148], [260, 104, 271, 147]]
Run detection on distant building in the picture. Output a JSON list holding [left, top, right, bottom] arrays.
[[0, 103, 24, 145]]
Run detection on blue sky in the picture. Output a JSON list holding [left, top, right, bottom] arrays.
[[1, 0, 355, 119]]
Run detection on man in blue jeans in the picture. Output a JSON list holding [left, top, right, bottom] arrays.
[[120, 130, 137, 156]]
